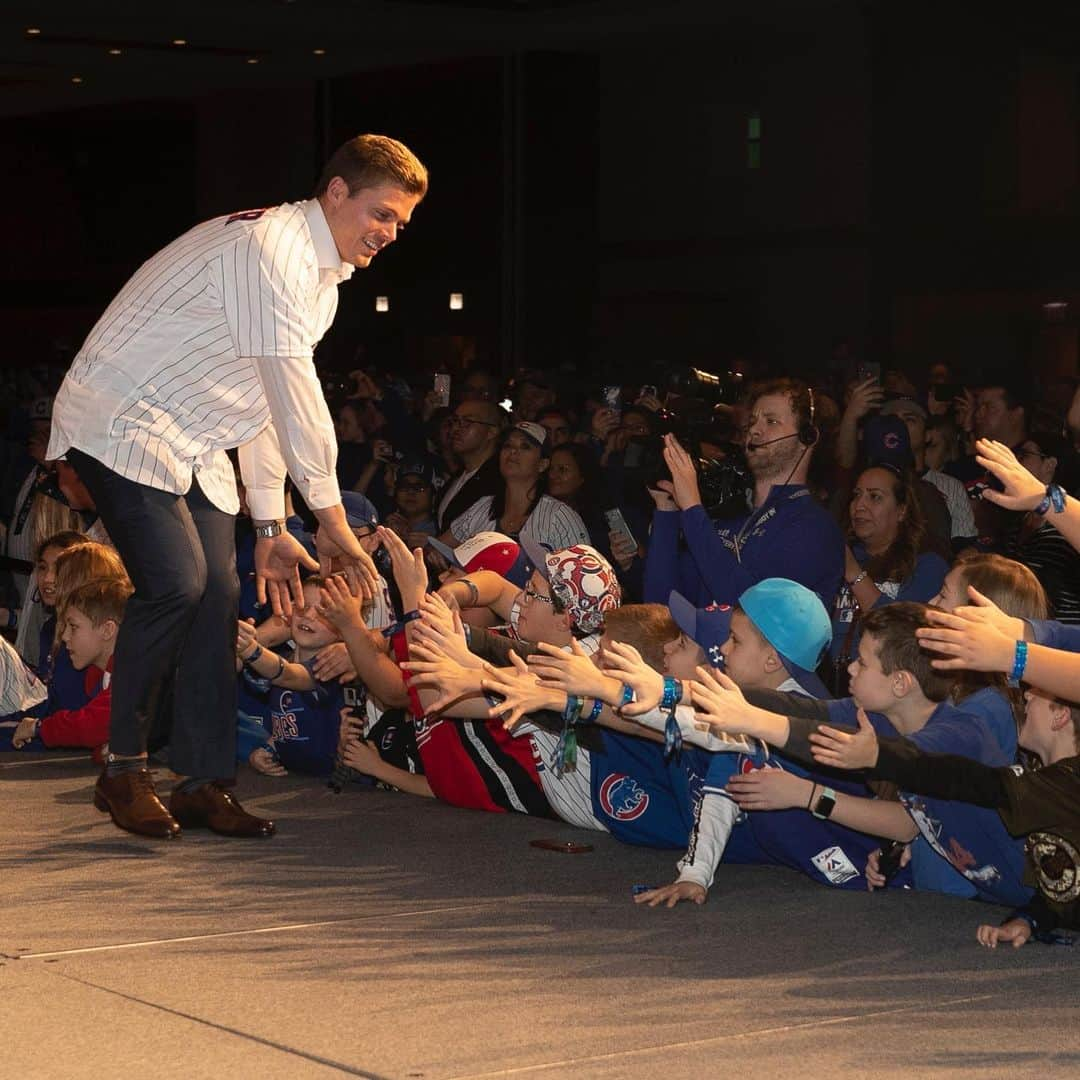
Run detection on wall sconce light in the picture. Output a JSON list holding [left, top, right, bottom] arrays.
[[375, 296, 389, 313], [449, 292, 463, 311]]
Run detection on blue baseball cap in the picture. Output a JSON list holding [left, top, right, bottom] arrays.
[[341, 492, 379, 530], [669, 579, 831, 697], [738, 578, 831, 697], [668, 592, 734, 669]]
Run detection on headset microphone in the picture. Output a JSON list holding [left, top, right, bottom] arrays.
[[746, 432, 800, 451]]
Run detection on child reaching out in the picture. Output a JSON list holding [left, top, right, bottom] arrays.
[[237, 576, 350, 779], [807, 690, 1080, 948]]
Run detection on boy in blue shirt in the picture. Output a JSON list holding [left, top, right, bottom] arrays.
[[688, 603, 1030, 904], [236, 576, 347, 778]]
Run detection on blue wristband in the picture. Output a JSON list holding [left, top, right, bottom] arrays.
[[244, 644, 263, 666], [584, 698, 603, 724], [563, 694, 585, 724], [661, 677, 683, 710], [1007, 640, 1028, 687], [1036, 483, 1066, 515], [619, 683, 634, 708]]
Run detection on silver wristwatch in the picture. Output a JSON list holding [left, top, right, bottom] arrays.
[[254, 521, 283, 540]]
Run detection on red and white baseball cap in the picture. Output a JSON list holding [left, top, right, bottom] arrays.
[[428, 531, 522, 577]]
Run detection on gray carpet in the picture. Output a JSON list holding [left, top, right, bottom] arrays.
[[3, 751, 1077, 1079]]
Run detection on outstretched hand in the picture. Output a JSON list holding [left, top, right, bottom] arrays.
[[480, 653, 561, 731], [951, 584, 1028, 644], [688, 665, 755, 735], [916, 608, 1015, 673], [974, 439, 1047, 511], [809, 707, 879, 771], [530, 638, 619, 704], [599, 640, 663, 717], [377, 525, 428, 610], [255, 532, 318, 617]]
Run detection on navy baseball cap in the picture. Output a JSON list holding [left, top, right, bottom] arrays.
[[341, 492, 379, 530], [668, 591, 733, 669], [863, 414, 913, 471]]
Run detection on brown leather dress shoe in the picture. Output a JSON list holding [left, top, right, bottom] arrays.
[[169, 782, 275, 837], [94, 768, 181, 839]]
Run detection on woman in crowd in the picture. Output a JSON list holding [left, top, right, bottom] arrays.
[[546, 441, 645, 597], [442, 422, 591, 553], [829, 464, 948, 683]]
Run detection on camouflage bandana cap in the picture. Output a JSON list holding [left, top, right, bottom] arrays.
[[544, 545, 620, 635]]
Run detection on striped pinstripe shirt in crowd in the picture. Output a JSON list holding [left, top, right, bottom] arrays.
[[47, 200, 352, 520]]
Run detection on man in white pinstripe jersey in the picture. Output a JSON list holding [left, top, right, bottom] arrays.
[[46, 135, 428, 839]]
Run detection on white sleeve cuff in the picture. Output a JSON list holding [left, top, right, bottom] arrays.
[[246, 488, 287, 523]]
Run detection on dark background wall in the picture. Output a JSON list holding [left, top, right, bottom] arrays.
[[3, 2, 1080, 391]]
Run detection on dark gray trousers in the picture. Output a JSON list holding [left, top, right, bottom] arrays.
[[69, 450, 239, 778]]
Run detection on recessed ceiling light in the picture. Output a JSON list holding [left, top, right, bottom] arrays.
[[71, 76, 83, 84], [107, 48, 122, 56], [312, 48, 326, 56], [247, 57, 259, 65], [26, 27, 41, 36], [172, 38, 187, 46]]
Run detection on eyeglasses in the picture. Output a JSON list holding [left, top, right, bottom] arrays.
[[449, 416, 497, 428], [522, 584, 554, 606]]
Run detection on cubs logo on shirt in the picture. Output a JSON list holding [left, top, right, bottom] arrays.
[[598, 773, 650, 821]]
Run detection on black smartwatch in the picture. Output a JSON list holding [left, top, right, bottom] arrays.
[[811, 786, 837, 820]]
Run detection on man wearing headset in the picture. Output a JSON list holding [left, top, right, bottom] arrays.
[[643, 377, 845, 612]]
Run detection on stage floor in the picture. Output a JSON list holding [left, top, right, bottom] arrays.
[[3, 751, 1077, 1079]]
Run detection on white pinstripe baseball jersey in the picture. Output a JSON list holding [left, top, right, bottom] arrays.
[[47, 199, 352, 518], [450, 493, 591, 551]]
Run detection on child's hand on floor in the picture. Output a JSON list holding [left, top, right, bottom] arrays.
[[976, 918, 1033, 949], [633, 880, 706, 908], [12, 717, 38, 749]]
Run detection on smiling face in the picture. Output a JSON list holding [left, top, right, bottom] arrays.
[[850, 467, 904, 552], [36, 543, 65, 609], [318, 181, 421, 268], [291, 584, 340, 650], [61, 605, 113, 671]]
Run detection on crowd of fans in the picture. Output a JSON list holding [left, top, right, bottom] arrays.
[[2, 354, 1079, 950]]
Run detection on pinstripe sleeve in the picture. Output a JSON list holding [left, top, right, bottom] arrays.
[[249, 354, 341, 512], [224, 210, 319, 358]]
